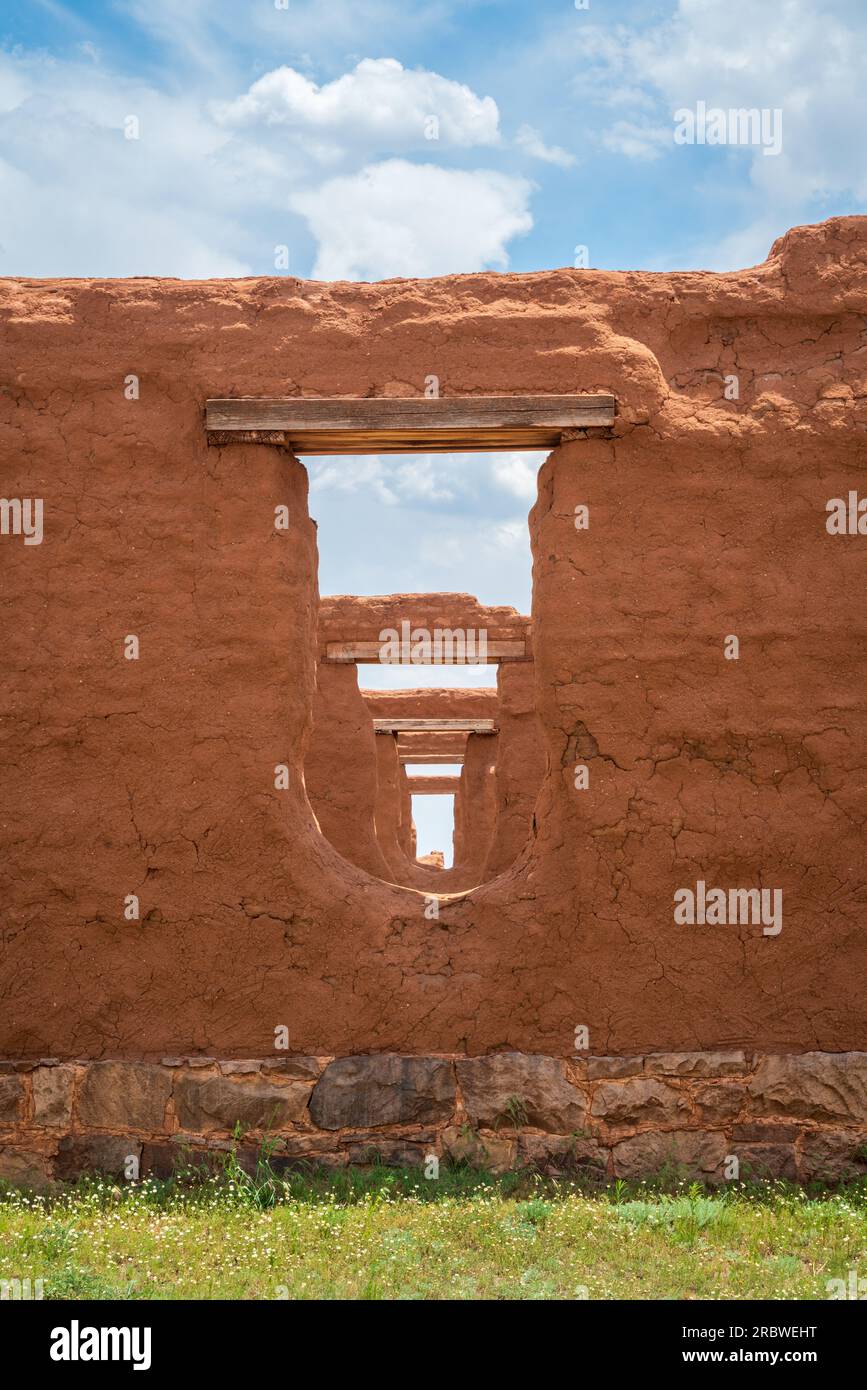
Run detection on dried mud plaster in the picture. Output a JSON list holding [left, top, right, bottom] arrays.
[[0, 216, 866, 1062]]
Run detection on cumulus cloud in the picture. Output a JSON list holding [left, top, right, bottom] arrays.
[[0, 43, 533, 280], [290, 159, 533, 279], [308, 450, 542, 514], [306, 450, 534, 611], [0, 50, 254, 276], [214, 57, 500, 154]]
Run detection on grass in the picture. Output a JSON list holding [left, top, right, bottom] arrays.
[[1, 1153, 866, 1300]]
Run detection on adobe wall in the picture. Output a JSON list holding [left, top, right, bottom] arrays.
[[306, 674, 504, 889], [484, 663, 546, 877], [304, 663, 394, 880], [2, 216, 866, 1182], [451, 735, 498, 883], [364, 686, 500, 891], [363, 690, 498, 721], [371, 734, 415, 881], [318, 594, 531, 658]]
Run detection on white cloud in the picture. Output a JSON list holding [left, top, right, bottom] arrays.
[[0, 51, 254, 276], [307, 450, 543, 516], [515, 123, 575, 168], [215, 58, 500, 154], [491, 519, 528, 550], [305, 449, 534, 610], [290, 158, 533, 279], [391, 458, 457, 502], [490, 453, 543, 501], [0, 44, 531, 280], [309, 458, 399, 506], [601, 120, 673, 161], [576, 0, 867, 202], [122, 0, 453, 72]]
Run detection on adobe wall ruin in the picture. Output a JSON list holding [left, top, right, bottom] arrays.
[[305, 593, 540, 893], [364, 689, 500, 893], [2, 215, 866, 1182], [484, 662, 545, 877], [304, 662, 394, 881]]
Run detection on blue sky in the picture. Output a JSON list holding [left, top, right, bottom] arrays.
[[3, 0, 865, 279], [3, 0, 863, 859]]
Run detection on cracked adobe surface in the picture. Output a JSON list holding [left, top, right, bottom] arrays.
[[0, 215, 865, 1057]]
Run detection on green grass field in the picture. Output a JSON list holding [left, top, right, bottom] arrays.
[[2, 1158, 865, 1301]]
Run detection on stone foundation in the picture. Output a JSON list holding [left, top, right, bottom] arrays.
[[2, 1051, 866, 1188]]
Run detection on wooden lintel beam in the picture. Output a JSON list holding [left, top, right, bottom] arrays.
[[325, 639, 527, 664], [375, 718, 496, 734], [399, 754, 465, 765], [206, 395, 615, 453]]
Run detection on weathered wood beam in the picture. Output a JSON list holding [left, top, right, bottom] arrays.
[[375, 718, 496, 734], [399, 753, 465, 765], [206, 394, 615, 453], [325, 639, 527, 664]]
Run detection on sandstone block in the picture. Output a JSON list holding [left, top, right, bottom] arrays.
[[798, 1130, 867, 1183], [586, 1056, 644, 1080], [78, 1062, 171, 1130], [645, 1051, 749, 1077], [735, 1143, 798, 1181], [591, 1078, 689, 1126], [612, 1130, 727, 1180], [175, 1074, 310, 1132], [440, 1125, 514, 1173], [0, 1146, 52, 1190], [55, 1135, 141, 1181], [0, 1076, 23, 1124], [32, 1065, 75, 1126], [140, 1143, 182, 1180], [748, 1052, 867, 1124], [456, 1054, 585, 1132], [517, 1133, 609, 1175], [310, 1055, 455, 1130], [345, 1139, 429, 1168], [275, 1133, 348, 1160], [693, 1082, 745, 1124], [731, 1122, 802, 1143], [261, 1056, 324, 1080]]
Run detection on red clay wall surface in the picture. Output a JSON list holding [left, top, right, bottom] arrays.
[[484, 663, 545, 878], [364, 685, 502, 892], [304, 663, 394, 881], [1, 216, 866, 1063]]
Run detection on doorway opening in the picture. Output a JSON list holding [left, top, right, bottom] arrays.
[[206, 393, 615, 890], [303, 446, 541, 890]]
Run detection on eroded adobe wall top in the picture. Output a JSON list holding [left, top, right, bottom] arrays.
[[363, 690, 498, 718], [2, 216, 865, 449], [1, 216, 866, 1062], [318, 594, 531, 655]]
